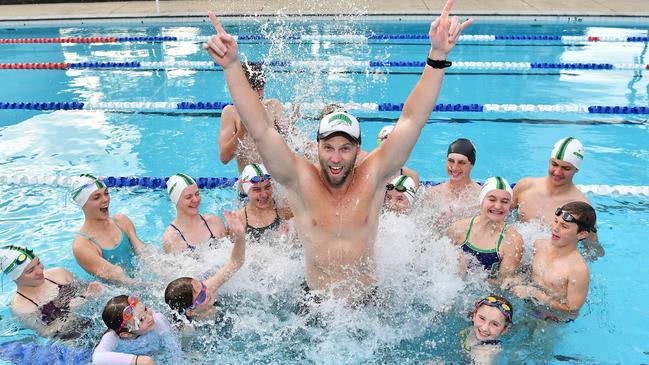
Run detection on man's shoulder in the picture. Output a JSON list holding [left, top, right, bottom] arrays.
[[515, 176, 543, 191]]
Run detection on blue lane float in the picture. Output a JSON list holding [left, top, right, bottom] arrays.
[[0, 340, 92, 365], [2, 175, 648, 196], [2, 101, 649, 115]]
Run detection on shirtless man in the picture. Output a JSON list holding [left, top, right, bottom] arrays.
[[509, 201, 595, 322], [426, 138, 481, 228], [512, 137, 603, 259], [204, 1, 471, 302], [218, 61, 287, 173]]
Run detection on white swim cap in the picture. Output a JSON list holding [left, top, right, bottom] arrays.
[[240, 163, 271, 195], [479, 176, 513, 204], [71, 174, 107, 207], [167, 173, 197, 206], [317, 111, 361, 144], [551, 137, 584, 170], [387, 175, 417, 204], [377, 125, 394, 145], [0, 245, 35, 281]]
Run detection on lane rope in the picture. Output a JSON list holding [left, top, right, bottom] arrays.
[[1, 60, 647, 71], [1, 101, 648, 115], [0, 175, 647, 196], [1, 34, 649, 44]]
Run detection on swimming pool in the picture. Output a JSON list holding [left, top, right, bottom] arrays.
[[1, 16, 648, 364]]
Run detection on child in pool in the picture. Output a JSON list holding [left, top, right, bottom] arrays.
[[93, 294, 181, 365], [460, 295, 513, 365]]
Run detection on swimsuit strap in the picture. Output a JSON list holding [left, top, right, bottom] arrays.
[[272, 200, 280, 220], [463, 216, 476, 244], [400, 167, 404, 175], [45, 277, 63, 287], [244, 206, 251, 226], [199, 214, 216, 239], [15, 277, 63, 308], [496, 224, 507, 254], [16, 291, 39, 307], [169, 223, 190, 246], [110, 218, 126, 235], [77, 218, 125, 250], [76, 231, 104, 251]]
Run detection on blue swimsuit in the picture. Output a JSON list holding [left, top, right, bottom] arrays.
[[77, 218, 136, 273], [168, 214, 217, 251], [461, 216, 506, 274]]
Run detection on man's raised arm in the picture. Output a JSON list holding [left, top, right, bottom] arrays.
[[204, 12, 299, 189], [369, 0, 472, 180]]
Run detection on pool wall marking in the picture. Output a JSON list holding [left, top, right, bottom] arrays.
[[1, 101, 648, 115], [1, 34, 649, 44], [2, 60, 648, 71], [1, 175, 647, 196]]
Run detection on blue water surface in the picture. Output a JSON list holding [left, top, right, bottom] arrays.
[[0, 17, 648, 364]]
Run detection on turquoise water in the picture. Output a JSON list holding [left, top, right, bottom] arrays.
[[1, 18, 649, 364]]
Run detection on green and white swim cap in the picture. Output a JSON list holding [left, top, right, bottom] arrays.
[[167, 173, 197, 206], [0, 245, 35, 281], [388, 175, 417, 204], [479, 176, 513, 203], [240, 163, 270, 195], [71, 174, 107, 207], [377, 125, 394, 145], [551, 137, 584, 170]]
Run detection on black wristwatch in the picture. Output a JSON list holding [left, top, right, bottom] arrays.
[[426, 58, 452, 69]]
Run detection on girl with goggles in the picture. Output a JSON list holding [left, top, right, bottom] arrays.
[[94, 294, 181, 365], [165, 211, 247, 325]]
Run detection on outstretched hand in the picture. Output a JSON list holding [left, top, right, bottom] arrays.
[[429, 0, 473, 58], [204, 11, 240, 69], [224, 211, 245, 241]]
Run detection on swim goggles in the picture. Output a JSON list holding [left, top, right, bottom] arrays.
[[246, 174, 272, 184], [1, 247, 34, 275], [116, 295, 141, 333], [474, 296, 513, 324], [385, 183, 408, 193], [189, 282, 208, 311], [554, 208, 596, 233]]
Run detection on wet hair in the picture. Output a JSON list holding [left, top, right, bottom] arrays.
[[318, 103, 347, 121], [102, 295, 129, 332], [165, 277, 194, 316], [242, 62, 265, 91], [447, 138, 476, 165], [560, 201, 597, 233]]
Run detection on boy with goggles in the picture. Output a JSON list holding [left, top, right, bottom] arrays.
[[94, 294, 181, 365], [457, 295, 513, 364], [508, 201, 595, 322], [384, 175, 417, 214], [164, 211, 246, 324]]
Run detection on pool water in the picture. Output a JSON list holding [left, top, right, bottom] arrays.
[[1, 17, 649, 364]]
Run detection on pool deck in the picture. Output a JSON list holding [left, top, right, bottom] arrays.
[[1, 0, 648, 23]]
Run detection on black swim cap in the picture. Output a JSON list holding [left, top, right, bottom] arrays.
[[447, 138, 476, 165]]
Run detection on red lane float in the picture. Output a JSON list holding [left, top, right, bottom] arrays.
[[0, 37, 118, 44], [0, 62, 70, 69]]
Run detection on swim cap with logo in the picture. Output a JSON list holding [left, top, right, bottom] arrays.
[[317, 111, 361, 144], [0, 245, 35, 281], [167, 173, 197, 206], [377, 125, 394, 145], [447, 138, 477, 165], [551, 137, 584, 170], [71, 174, 107, 207], [387, 175, 417, 204], [240, 163, 271, 195], [479, 176, 513, 204]]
